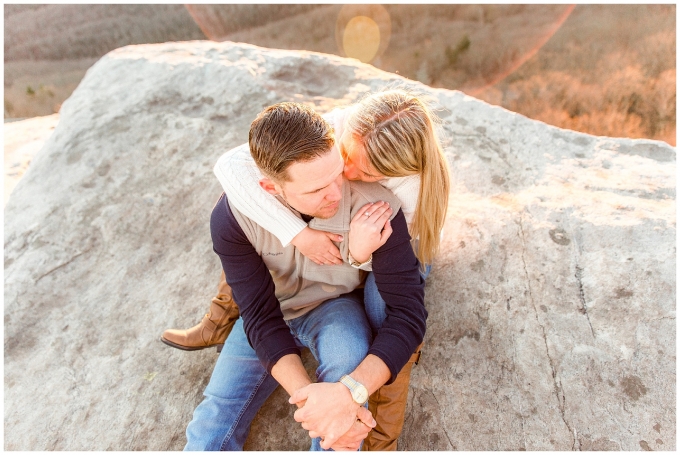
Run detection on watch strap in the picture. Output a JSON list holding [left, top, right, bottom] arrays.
[[339, 375, 368, 405]]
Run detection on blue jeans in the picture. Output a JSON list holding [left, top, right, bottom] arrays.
[[185, 292, 372, 451], [363, 265, 431, 338]]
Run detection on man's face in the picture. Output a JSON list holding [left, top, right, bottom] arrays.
[[261, 147, 345, 219]]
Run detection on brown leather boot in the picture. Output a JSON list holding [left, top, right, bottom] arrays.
[[161, 271, 240, 352], [363, 344, 423, 451]]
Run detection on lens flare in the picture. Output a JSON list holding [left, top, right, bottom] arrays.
[[343, 16, 381, 63], [469, 5, 576, 95], [335, 4, 391, 64]]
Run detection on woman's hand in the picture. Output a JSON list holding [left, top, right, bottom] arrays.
[[349, 201, 393, 263], [291, 227, 344, 265]]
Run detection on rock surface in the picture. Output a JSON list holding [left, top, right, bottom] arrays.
[[4, 41, 675, 451], [3, 114, 60, 206]]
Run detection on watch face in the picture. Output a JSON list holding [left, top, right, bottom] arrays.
[[354, 385, 369, 404]]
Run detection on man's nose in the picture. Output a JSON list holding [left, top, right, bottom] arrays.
[[325, 180, 342, 201]]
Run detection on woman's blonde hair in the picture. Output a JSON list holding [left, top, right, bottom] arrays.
[[345, 88, 451, 267]]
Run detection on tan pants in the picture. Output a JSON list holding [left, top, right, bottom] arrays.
[[363, 346, 422, 451]]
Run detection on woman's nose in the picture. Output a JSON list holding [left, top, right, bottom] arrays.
[[343, 161, 359, 180]]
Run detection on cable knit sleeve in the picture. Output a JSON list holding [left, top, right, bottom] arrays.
[[213, 143, 307, 247]]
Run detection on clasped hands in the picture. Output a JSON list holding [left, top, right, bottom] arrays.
[[289, 381, 376, 451]]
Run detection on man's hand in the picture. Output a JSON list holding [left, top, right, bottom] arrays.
[[291, 227, 343, 265], [326, 417, 374, 451], [289, 382, 376, 449], [348, 201, 393, 263]]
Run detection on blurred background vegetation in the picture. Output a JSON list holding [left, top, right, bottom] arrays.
[[4, 4, 675, 145]]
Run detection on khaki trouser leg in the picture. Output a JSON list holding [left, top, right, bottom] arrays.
[[363, 344, 423, 451], [161, 271, 241, 351]]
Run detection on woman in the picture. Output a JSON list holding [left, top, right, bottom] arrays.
[[162, 88, 451, 450]]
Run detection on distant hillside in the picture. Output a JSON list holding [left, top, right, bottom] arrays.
[[217, 3, 676, 144], [3, 4, 675, 145], [184, 4, 324, 41], [4, 4, 204, 61]]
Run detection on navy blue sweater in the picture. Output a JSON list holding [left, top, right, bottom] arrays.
[[210, 192, 427, 383]]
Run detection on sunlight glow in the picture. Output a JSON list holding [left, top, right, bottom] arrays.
[[335, 4, 391, 64], [343, 16, 381, 63], [470, 5, 576, 95]]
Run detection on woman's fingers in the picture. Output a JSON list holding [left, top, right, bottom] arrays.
[[311, 232, 342, 265], [353, 202, 392, 226], [366, 203, 391, 223], [323, 252, 343, 265], [371, 205, 393, 224], [321, 238, 342, 264], [352, 202, 374, 222], [352, 201, 387, 222]]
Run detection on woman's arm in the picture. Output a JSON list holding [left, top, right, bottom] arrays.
[[213, 143, 306, 246]]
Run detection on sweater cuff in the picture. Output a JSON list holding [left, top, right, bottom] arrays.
[[261, 346, 302, 374], [256, 337, 302, 374], [250, 325, 302, 373], [277, 220, 307, 247]]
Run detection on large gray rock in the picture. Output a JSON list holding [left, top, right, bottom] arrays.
[[4, 41, 675, 451]]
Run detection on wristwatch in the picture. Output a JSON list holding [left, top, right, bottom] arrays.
[[339, 375, 369, 405]]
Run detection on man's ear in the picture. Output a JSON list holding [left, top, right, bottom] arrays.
[[259, 178, 281, 196]]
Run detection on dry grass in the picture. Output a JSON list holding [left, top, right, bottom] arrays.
[[474, 4, 676, 145], [4, 4, 675, 145], [218, 4, 677, 145], [4, 58, 98, 118]]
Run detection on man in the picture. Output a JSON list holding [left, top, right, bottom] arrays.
[[183, 102, 426, 450]]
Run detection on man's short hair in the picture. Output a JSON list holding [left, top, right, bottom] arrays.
[[249, 102, 335, 182]]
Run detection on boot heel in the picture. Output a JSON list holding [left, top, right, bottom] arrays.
[[216, 344, 224, 353]]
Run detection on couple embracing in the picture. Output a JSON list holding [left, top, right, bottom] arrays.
[[162, 88, 451, 451]]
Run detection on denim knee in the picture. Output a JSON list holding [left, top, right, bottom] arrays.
[[289, 295, 372, 384], [316, 342, 369, 383]]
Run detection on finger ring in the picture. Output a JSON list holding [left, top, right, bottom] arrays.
[[364, 212, 371, 217]]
